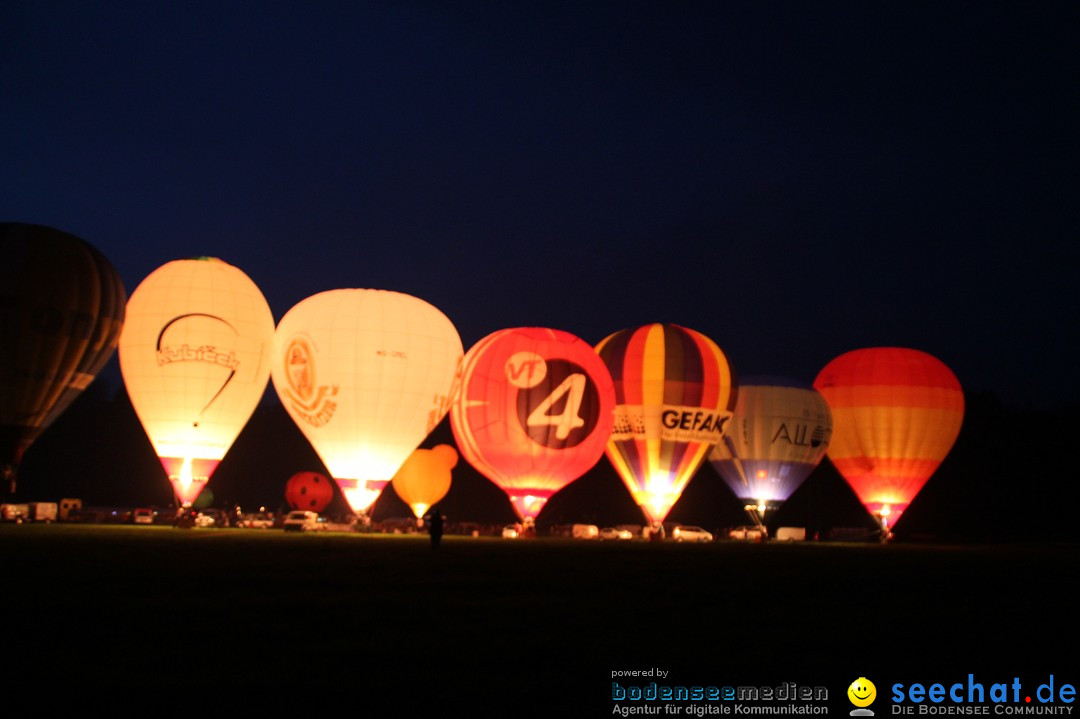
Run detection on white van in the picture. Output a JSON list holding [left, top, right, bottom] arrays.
[[776, 526, 806, 542], [571, 523, 599, 539], [672, 525, 714, 543]]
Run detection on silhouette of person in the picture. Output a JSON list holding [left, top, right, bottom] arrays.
[[427, 506, 444, 550]]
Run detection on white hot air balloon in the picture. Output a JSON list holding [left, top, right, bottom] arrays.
[[119, 257, 275, 506], [271, 289, 462, 516]]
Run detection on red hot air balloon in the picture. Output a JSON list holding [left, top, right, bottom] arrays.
[[813, 347, 964, 538], [1, 224, 126, 492], [285, 471, 335, 513], [596, 323, 736, 527], [451, 328, 616, 523]]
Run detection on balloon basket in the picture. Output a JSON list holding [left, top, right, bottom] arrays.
[[742, 505, 769, 539]]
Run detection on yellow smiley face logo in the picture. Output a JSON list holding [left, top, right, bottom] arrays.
[[848, 677, 877, 707]]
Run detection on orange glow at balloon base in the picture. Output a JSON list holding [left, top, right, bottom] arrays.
[[507, 490, 554, 521], [160, 456, 218, 506], [865, 501, 906, 529], [334, 477, 389, 515], [630, 495, 676, 526]]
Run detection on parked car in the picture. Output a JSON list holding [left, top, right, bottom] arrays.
[[194, 512, 217, 528], [599, 527, 633, 540], [501, 524, 521, 539], [237, 512, 276, 529], [571, 523, 599, 539], [728, 526, 765, 541], [672, 525, 713, 543], [775, 526, 806, 542], [133, 508, 154, 525], [283, 510, 324, 532]]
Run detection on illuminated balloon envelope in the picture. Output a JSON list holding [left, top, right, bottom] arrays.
[[813, 347, 964, 535], [709, 376, 832, 522], [285, 471, 335, 513], [450, 328, 616, 522], [596, 323, 736, 526], [119, 257, 275, 507], [1, 224, 126, 490], [271, 289, 462, 516], [391, 444, 458, 519]]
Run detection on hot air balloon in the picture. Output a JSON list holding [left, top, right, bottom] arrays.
[[271, 289, 462, 517], [813, 347, 964, 539], [450, 327, 615, 523], [709, 376, 832, 531], [596, 323, 736, 529], [391, 444, 457, 524], [118, 258, 275, 507], [1, 223, 126, 493], [285, 470, 335, 513]]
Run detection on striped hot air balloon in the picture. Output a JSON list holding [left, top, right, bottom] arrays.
[[1, 224, 126, 492], [596, 323, 736, 526], [813, 347, 964, 535], [709, 376, 832, 520]]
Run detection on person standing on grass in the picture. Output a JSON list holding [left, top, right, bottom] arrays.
[[427, 506, 444, 550]]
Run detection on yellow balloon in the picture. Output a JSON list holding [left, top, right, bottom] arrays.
[[119, 258, 274, 506], [271, 289, 462, 515], [391, 444, 457, 518]]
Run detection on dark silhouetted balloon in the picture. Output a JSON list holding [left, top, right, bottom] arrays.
[[1, 223, 126, 488]]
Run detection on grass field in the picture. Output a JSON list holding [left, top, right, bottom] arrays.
[[1, 525, 1075, 715]]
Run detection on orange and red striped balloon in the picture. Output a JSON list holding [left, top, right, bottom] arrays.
[[596, 323, 736, 525], [813, 347, 964, 528]]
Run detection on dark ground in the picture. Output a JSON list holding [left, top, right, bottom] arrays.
[[1, 525, 1074, 716]]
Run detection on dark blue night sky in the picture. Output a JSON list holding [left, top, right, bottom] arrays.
[[3, 1, 1076, 409]]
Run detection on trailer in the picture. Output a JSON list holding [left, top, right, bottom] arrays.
[[1, 502, 58, 522]]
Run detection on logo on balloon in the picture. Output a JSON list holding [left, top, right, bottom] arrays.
[[505, 351, 547, 388], [612, 405, 732, 443], [156, 314, 241, 373], [515, 359, 600, 449], [770, 421, 828, 448], [280, 336, 339, 427]]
